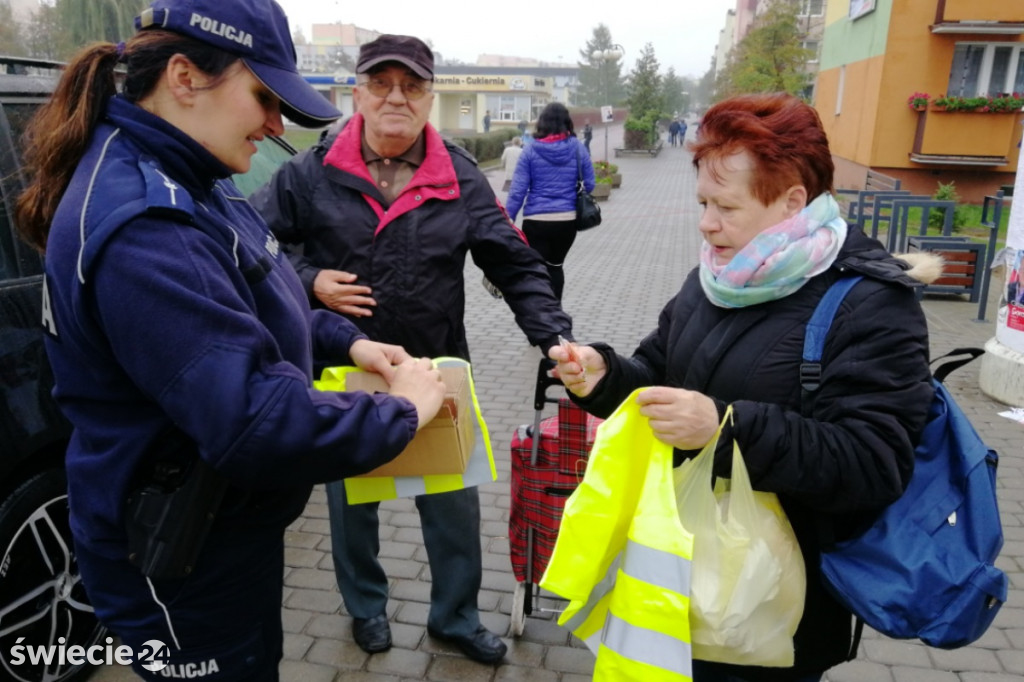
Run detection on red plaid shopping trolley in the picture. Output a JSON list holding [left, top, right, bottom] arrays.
[[508, 358, 602, 635]]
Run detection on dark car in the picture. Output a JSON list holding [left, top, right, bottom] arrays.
[[0, 55, 297, 682]]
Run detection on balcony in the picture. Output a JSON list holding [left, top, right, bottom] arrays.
[[910, 109, 1022, 166], [932, 0, 1024, 33]]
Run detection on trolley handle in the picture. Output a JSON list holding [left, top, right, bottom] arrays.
[[533, 357, 564, 411], [530, 357, 566, 465]]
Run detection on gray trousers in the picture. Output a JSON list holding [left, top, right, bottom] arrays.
[[326, 482, 483, 637]]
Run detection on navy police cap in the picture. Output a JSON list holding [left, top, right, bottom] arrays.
[[136, 0, 340, 128]]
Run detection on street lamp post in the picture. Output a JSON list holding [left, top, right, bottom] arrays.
[[590, 43, 624, 162]]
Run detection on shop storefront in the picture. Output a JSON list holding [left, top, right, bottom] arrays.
[[300, 66, 578, 134], [432, 69, 555, 133]]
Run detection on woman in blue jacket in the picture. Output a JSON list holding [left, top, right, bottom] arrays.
[[14, 1, 444, 679], [506, 102, 596, 301]]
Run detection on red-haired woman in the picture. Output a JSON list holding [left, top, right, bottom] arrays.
[[549, 93, 940, 681]]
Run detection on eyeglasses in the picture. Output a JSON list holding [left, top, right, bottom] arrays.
[[358, 76, 432, 101]]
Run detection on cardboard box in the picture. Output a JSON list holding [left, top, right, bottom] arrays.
[[346, 366, 475, 478]]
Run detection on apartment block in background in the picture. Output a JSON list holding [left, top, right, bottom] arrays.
[[816, 0, 1024, 202]]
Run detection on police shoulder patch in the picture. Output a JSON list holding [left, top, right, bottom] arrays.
[[138, 158, 196, 220]]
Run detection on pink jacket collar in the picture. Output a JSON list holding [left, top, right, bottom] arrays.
[[322, 114, 461, 234]]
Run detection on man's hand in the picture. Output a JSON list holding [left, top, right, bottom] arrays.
[[314, 269, 376, 317], [349, 339, 412, 383], [388, 358, 445, 431], [548, 342, 606, 398], [635, 387, 719, 450]]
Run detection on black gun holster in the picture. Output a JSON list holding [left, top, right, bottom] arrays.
[[125, 448, 228, 580]]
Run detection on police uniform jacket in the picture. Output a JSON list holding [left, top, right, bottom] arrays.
[[252, 114, 572, 359], [575, 228, 936, 678], [43, 96, 419, 561]]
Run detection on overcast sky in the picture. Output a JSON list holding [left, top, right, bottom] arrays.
[[276, 0, 737, 79]]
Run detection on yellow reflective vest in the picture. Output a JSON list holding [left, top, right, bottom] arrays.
[[540, 389, 693, 681]]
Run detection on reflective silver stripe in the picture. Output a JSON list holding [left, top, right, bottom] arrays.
[[145, 577, 181, 650], [622, 540, 690, 595], [580, 628, 602, 655], [603, 613, 692, 677], [563, 538, 689, 634], [392, 477, 427, 498], [562, 554, 621, 631], [77, 129, 121, 284]]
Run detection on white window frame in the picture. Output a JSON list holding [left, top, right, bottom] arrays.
[[497, 95, 521, 121], [947, 42, 1023, 97], [798, 0, 824, 17], [802, 40, 820, 63]]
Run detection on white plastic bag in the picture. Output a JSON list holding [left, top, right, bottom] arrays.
[[675, 406, 806, 667]]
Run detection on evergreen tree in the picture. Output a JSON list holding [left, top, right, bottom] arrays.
[[622, 42, 664, 149], [681, 75, 700, 114], [576, 24, 626, 107], [695, 65, 716, 112], [626, 42, 663, 121], [661, 68, 687, 117], [714, 0, 812, 101]]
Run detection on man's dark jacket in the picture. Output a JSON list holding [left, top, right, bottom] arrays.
[[252, 114, 571, 359], [577, 229, 935, 678]]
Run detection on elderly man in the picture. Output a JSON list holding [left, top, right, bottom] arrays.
[[252, 34, 572, 665]]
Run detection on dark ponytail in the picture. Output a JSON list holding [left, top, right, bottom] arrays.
[[15, 43, 119, 252], [15, 31, 236, 252]]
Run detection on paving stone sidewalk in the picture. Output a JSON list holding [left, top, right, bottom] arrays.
[[93, 130, 1022, 681]]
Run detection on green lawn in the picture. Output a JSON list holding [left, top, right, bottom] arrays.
[[282, 128, 325, 152], [902, 202, 1012, 252]]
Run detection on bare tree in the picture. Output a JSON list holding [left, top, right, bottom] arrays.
[[715, 0, 812, 101]]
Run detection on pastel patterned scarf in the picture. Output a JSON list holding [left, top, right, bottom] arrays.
[[699, 192, 848, 308]]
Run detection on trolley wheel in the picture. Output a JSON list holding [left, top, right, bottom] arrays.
[[509, 581, 527, 637]]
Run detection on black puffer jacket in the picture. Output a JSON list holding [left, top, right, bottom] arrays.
[[577, 229, 935, 678], [252, 115, 572, 359]]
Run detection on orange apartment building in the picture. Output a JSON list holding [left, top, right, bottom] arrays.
[[815, 0, 1024, 203]]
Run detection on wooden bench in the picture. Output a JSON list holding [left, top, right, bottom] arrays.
[[858, 190, 914, 238], [865, 169, 900, 192], [908, 236, 986, 303], [836, 170, 903, 227], [886, 198, 956, 252]]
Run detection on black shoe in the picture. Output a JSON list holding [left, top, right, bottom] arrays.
[[428, 625, 507, 664], [353, 614, 392, 653]]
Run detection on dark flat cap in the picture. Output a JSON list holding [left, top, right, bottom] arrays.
[[357, 34, 434, 79]]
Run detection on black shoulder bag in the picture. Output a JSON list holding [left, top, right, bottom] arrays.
[[575, 147, 602, 231]]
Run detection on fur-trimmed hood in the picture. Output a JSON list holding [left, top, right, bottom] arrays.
[[836, 228, 944, 288], [893, 251, 944, 285]]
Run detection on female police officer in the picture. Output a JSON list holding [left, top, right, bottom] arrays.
[[14, 1, 445, 679]]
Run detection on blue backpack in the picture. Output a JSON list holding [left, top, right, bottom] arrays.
[[802, 276, 1007, 652]]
